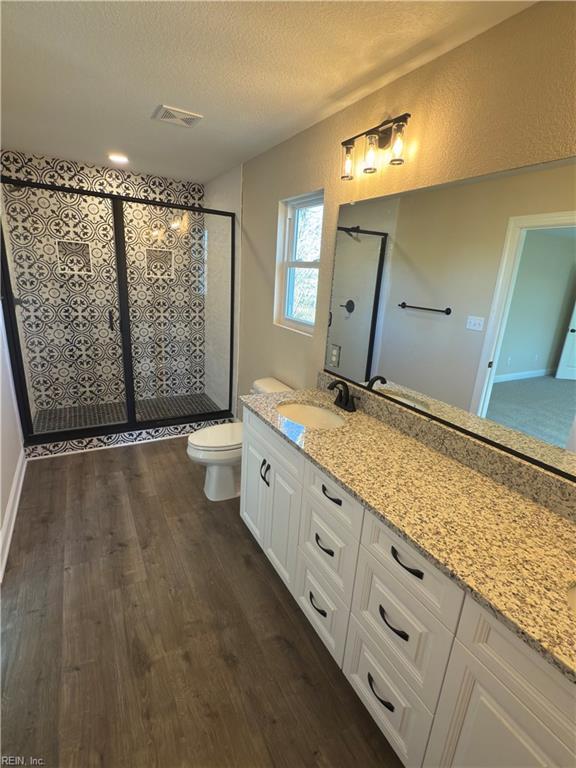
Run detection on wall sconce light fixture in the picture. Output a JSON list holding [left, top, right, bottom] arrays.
[[340, 112, 411, 180], [341, 142, 355, 180], [363, 133, 379, 174]]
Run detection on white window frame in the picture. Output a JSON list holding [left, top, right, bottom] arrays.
[[274, 191, 324, 335]]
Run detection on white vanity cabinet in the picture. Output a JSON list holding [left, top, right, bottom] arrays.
[[344, 517, 464, 767], [239, 429, 269, 545], [424, 597, 576, 768], [295, 463, 364, 664], [240, 411, 304, 593], [240, 411, 576, 768]]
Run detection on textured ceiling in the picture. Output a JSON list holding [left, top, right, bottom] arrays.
[[1, 1, 533, 182]]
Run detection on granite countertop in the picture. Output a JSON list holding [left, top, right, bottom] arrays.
[[241, 389, 576, 683], [371, 379, 576, 477]]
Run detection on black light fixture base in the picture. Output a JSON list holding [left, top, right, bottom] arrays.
[[340, 112, 411, 149]]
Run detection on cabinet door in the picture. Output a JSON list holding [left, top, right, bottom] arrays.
[[424, 641, 574, 768], [264, 462, 302, 592], [240, 432, 268, 546]]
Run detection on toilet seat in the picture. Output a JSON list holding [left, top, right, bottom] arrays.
[[186, 377, 292, 502], [187, 422, 243, 452]]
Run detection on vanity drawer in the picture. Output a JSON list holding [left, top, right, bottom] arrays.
[[243, 411, 304, 480], [456, 595, 576, 751], [344, 616, 433, 768], [352, 547, 454, 712], [362, 515, 464, 632], [299, 491, 360, 604], [304, 461, 364, 539], [294, 550, 350, 666]]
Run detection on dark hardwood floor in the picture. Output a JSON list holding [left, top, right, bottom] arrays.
[[1, 437, 401, 768]]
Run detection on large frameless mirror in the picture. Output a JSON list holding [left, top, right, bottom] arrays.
[[325, 159, 576, 476]]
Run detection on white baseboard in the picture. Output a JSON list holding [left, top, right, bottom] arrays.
[[494, 368, 552, 383], [1, 450, 26, 581]]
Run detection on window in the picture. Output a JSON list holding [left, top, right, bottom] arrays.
[[275, 192, 324, 333]]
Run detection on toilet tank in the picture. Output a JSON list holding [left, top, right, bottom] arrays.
[[250, 377, 293, 394]]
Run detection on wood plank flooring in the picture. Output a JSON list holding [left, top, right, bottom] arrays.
[[1, 437, 402, 768]]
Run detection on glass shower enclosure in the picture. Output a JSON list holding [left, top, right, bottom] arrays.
[[1, 178, 234, 444]]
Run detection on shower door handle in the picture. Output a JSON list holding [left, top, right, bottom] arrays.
[[108, 309, 114, 331]]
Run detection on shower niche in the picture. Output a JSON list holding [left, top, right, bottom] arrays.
[[1, 177, 234, 445]]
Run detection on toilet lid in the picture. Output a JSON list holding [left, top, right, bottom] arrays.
[[188, 422, 243, 451]]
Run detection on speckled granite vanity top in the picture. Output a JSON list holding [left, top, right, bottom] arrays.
[[241, 389, 576, 683]]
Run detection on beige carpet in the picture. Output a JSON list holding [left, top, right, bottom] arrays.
[[486, 375, 576, 448]]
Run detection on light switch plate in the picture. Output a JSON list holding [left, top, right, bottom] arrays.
[[466, 315, 485, 331]]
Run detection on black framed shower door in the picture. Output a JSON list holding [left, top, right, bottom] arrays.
[[1, 176, 235, 446]]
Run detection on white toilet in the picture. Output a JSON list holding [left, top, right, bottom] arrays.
[[187, 377, 292, 501]]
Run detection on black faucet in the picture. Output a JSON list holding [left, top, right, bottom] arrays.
[[327, 379, 358, 412], [367, 375, 387, 390]]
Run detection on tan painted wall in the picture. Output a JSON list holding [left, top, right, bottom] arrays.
[[497, 229, 576, 377], [238, 1, 576, 396]]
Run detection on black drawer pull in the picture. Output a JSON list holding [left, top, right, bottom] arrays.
[[260, 459, 270, 487], [309, 591, 327, 617], [264, 463, 271, 485], [391, 545, 423, 580], [315, 533, 335, 558], [321, 484, 342, 506], [379, 605, 409, 641], [367, 672, 395, 712]]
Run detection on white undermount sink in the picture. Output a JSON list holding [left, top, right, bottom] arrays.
[[276, 403, 345, 429]]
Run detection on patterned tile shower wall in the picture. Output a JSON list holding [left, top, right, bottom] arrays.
[[124, 203, 205, 399], [1, 150, 205, 417], [2, 184, 125, 411]]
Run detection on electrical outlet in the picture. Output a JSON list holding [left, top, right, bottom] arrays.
[[466, 315, 485, 331], [330, 344, 341, 366]]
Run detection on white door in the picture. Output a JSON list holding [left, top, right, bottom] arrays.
[[263, 462, 302, 593], [424, 642, 573, 767], [239, 433, 269, 546], [555, 301, 576, 380]]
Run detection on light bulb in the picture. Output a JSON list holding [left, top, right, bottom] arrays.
[[108, 152, 129, 165], [170, 214, 182, 230], [363, 133, 378, 174], [340, 143, 355, 181], [390, 121, 406, 165]]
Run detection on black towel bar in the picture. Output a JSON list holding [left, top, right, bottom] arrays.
[[398, 302, 452, 315]]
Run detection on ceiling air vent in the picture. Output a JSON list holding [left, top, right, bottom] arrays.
[[152, 104, 203, 128]]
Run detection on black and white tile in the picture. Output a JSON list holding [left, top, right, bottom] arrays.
[[1, 150, 203, 205], [1, 150, 207, 421], [135, 393, 218, 421], [24, 418, 230, 459], [124, 202, 206, 399], [2, 184, 125, 410]]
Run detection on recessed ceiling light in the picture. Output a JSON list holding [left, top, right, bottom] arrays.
[[108, 152, 129, 164]]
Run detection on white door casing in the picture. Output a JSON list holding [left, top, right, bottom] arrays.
[[471, 211, 576, 417], [555, 300, 576, 381]]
